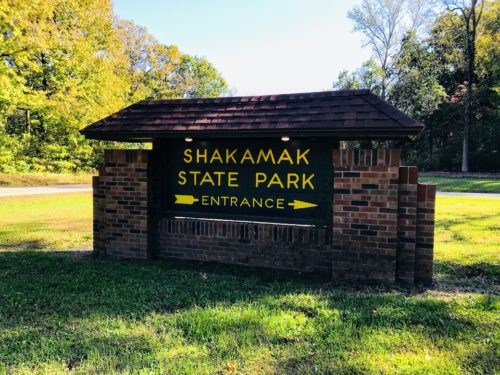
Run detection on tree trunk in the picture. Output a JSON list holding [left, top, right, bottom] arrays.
[[25, 109, 30, 134], [461, 0, 482, 172], [462, 18, 473, 173], [429, 126, 433, 161], [462, 120, 470, 172], [381, 69, 388, 100]]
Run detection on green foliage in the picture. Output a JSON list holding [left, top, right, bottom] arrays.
[[0, 194, 499, 373], [400, 2, 499, 171], [333, 59, 384, 95], [390, 32, 447, 120], [177, 55, 228, 99], [0, 0, 228, 173], [345, 1, 499, 172]]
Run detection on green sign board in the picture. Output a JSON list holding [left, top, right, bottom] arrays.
[[164, 138, 332, 226]]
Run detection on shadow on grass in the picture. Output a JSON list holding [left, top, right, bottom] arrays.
[[435, 212, 500, 230], [0, 250, 498, 372], [433, 260, 500, 294], [0, 239, 46, 250]]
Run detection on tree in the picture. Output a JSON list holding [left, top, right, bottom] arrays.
[[115, 18, 181, 102], [347, 0, 436, 99], [0, 0, 129, 172], [332, 70, 361, 90], [343, 0, 498, 171], [333, 59, 384, 95], [390, 32, 447, 120], [348, 0, 407, 99], [441, 0, 485, 172], [390, 31, 448, 168], [115, 19, 227, 101], [0, 1, 228, 173], [176, 55, 228, 98], [395, 2, 498, 171]]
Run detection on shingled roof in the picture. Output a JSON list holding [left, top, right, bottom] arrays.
[[80, 90, 424, 141]]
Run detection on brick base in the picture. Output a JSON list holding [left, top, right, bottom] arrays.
[[93, 148, 436, 284], [158, 219, 333, 273], [415, 183, 436, 285], [93, 150, 152, 259], [332, 149, 400, 283]]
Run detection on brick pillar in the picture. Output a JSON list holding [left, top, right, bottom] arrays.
[[93, 149, 152, 259], [396, 166, 418, 284], [415, 183, 436, 285], [93, 171, 106, 256], [332, 149, 400, 283]]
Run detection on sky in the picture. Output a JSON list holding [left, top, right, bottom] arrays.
[[112, 0, 370, 96]]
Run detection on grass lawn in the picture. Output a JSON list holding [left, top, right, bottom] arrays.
[[0, 194, 92, 251], [419, 176, 500, 193], [434, 197, 500, 288], [0, 173, 93, 187], [0, 194, 498, 374]]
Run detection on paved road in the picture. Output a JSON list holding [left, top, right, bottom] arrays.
[[0, 184, 499, 198], [0, 184, 92, 197], [437, 192, 500, 198]]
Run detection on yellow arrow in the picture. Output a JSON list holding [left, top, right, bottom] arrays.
[[174, 194, 199, 205], [288, 200, 318, 210]]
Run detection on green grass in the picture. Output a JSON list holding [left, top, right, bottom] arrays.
[[434, 196, 500, 288], [0, 193, 92, 251], [419, 176, 500, 193], [0, 194, 498, 374], [0, 172, 93, 187]]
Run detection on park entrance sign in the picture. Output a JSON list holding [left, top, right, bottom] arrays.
[[165, 139, 332, 225], [81, 90, 436, 285]]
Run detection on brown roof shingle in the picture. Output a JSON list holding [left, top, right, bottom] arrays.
[[80, 90, 424, 141]]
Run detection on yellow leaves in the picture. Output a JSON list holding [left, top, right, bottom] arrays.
[[223, 362, 246, 374], [0, 0, 227, 172], [224, 362, 236, 372], [475, 1, 500, 77]]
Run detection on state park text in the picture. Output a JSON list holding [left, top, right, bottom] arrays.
[[164, 139, 332, 225], [177, 148, 315, 189]]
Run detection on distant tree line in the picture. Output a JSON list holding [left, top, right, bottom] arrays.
[[335, 0, 499, 172], [0, 0, 228, 173]]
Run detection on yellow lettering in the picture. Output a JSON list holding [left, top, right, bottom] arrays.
[[177, 171, 187, 185], [200, 172, 215, 186], [193, 195, 293, 209], [183, 149, 192, 163], [240, 149, 255, 164], [240, 198, 250, 207], [287, 173, 299, 189], [189, 171, 201, 185], [297, 149, 310, 165], [277, 149, 294, 165], [196, 149, 208, 163], [213, 171, 224, 186], [209, 149, 223, 163], [228, 172, 239, 187], [201, 195, 209, 205], [256, 149, 276, 164], [255, 172, 267, 187], [252, 198, 263, 208], [226, 149, 238, 163], [302, 174, 315, 190], [276, 198, 285, 209], [267, 173, 284, 189]]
